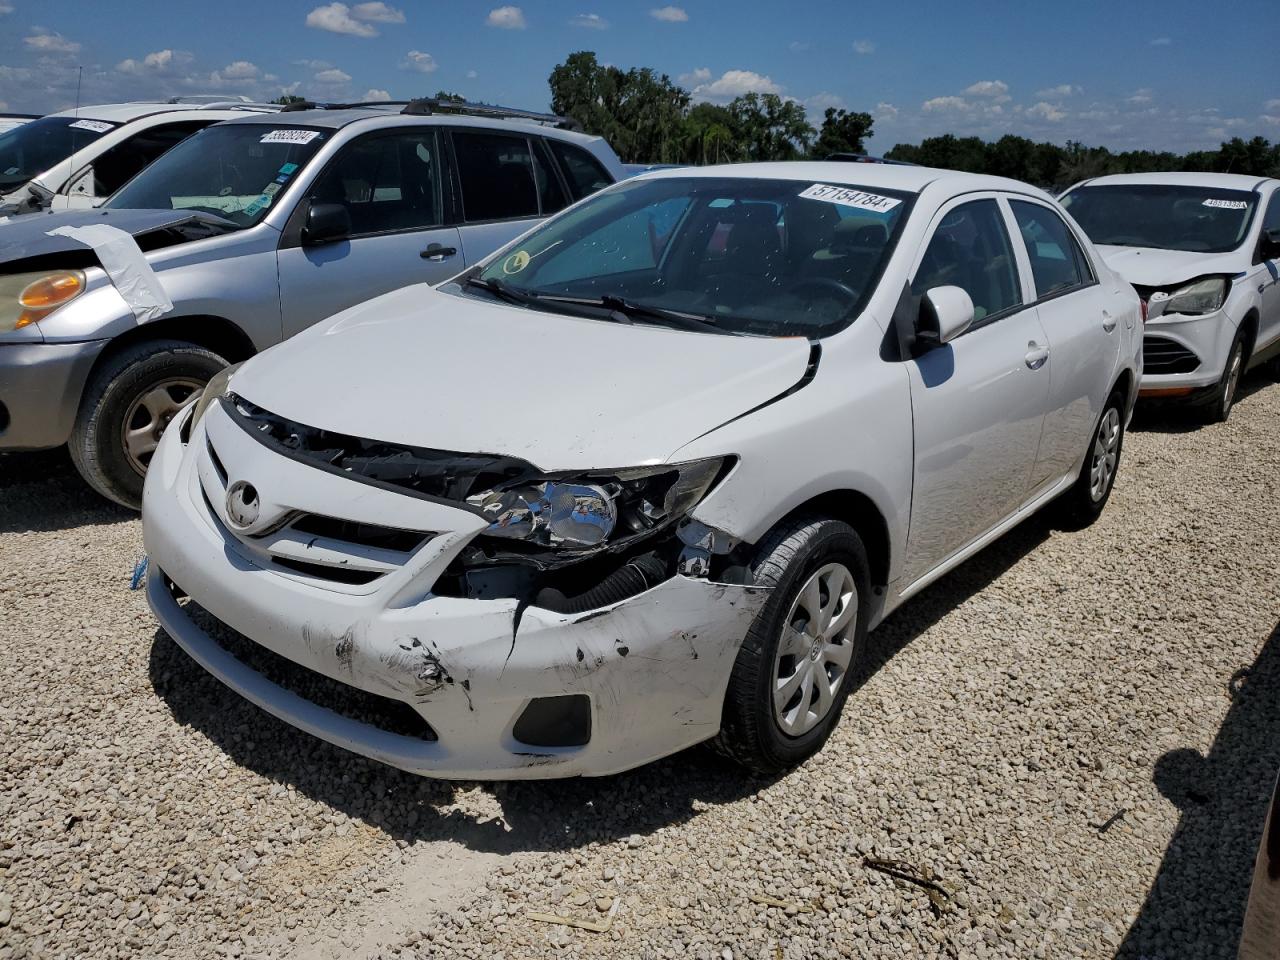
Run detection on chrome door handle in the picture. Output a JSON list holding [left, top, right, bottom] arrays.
[[421, 243, 457, 261], [1025, 342, 1049, 370], [1102, 310, 1117, 332]]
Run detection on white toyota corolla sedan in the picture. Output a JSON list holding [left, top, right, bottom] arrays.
[[142, 163, 1142, 779]]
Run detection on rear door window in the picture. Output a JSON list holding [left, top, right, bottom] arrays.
[[549, 141, 613, 200], [451, 131, 541, 222], [309, 130, 443, 236], [1009, 199, 1093, 298]]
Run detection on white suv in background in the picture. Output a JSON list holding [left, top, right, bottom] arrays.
[[0, 96, 279, 216], [1061, 172, 1280, 421], [142, 163, 1141, 780]]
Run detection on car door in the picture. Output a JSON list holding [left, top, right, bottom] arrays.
[[902, 195, 1051, 585], [276, 128, 462, 339], [59, 120, 211, 208], [1007, 196, 1119, 492], [447, 129, 570, 263], [1256, 189, 1280, 353]]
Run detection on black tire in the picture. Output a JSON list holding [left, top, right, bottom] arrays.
[[1200, 331, 1246, 424], [69, 340, 227, 509], [711, 517, 871, 775], [1055, 387, 1126, 529]]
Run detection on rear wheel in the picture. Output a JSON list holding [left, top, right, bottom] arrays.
[[1055, 388, 1125, 529], [712, 517, 871, 775], [69, 340, 226, 509]]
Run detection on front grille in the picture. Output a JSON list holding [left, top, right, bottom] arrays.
[[171, 581, 437, 742], [201, 432, 433, 587], [1143, 335, 1201, 374]]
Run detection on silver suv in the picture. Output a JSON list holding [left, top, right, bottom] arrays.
[[0, 99, 624, 507]]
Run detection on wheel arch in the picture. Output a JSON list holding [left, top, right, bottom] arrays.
[[769, 489, 891, 590], [1239, 307, 1260, 360], [83, 315, 257, 394]]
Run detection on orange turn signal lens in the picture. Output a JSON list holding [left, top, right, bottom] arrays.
[[14, 271, 85, 328]]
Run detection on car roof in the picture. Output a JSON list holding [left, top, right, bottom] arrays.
[[634, 161, 1053, 199], [48, 100, 277, 123], [214, 107, 609, 146], [1080, 171, 1277, 191]]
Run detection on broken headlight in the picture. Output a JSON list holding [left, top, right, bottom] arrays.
[[187, 362, 243, 435], [466, 457, 731, 552], [1155, 276, 1230, 316]]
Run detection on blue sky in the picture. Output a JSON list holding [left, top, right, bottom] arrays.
[[3, 0, 1277, 151]]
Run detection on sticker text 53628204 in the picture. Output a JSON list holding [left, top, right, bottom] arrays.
[[259, 130, 321, 146], [798, 183, 902, 213]]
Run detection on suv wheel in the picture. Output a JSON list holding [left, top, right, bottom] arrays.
[[70, 340, 227, 509], [712, 517, 871, 775], [1055, 387, 1126, 529], [1202, 332, 1246, 424]]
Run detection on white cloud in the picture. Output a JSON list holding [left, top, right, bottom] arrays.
[[220, 60, 259, 80], [1126, 87, 1153, 104], [306, 3, 378, 37], [875, 101, 898, 120], [400, 50, 437, 73], [1035, 83, 1081, 98], [486, 6, 526, 28], [788, 41, 811, 53], [1026, 101, 1065, 122], [117, 49, 190, 75], [315, 67, 352, 83], [1149, 36, 1171, 46], [351, 2, 404, 23], [466, 69, 478, 79], [293, 58, 333, 70], [1264, 98, 1280, 112], [569, 13, 608, 29], [852, 40, 875, 55], [0, 3, 12, 13], [964, 80, 1010, 101], [805, 92, 845, 111], [1261, 114, 1280, 127], [650, 6, 688, 22], [679, 67, 711, 85], [922, 95, 969, 112], [24, 29, 80, 54], [692, 69, 782, 103], [362, 88, 391, 101]]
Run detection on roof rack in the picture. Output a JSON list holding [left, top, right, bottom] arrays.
[[401, 98, 582, 131]]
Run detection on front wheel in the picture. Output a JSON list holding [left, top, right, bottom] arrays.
[[69, 340, 227, 509], [1054, 388, 1126, 529], [711, 517, 871, 775], [1201, 333, 1246, 424]]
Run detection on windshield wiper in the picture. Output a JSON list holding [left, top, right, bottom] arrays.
[[464, 276, 544, 307], [594, 295, 722, 333]]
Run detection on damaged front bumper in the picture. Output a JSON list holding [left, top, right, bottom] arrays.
[[142, 400, 767, 780]]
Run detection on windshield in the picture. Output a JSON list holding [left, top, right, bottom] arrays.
[[1061, 184, 1258, 254], [468, 175, 912, 338], [104, 123, 328, 228], [0, 116, 119, 192]]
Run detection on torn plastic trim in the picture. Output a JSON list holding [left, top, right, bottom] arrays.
[[45, 223, 173, 322]]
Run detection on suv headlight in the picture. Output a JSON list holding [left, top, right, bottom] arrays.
[[466, 457, 730, 552], [0, 270, 86, 332], [186, 362, 242, 435], [1155, 276, 1229, 316]]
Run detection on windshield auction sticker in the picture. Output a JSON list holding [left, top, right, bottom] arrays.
[[798, 183, 901, 212], [259, 129, 321, 146], [1203, 198, 1247, 209], [68, 119, 114, 133]]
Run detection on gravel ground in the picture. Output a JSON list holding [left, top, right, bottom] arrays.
[[3, 373, 1279, 960]]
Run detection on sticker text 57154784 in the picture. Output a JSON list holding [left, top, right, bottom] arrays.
[[798, 183, 902, 213]]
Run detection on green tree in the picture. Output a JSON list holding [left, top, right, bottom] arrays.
[[729, 93, 815, 162], [272, 94, 306, 105], [812, 108, 874, 158], [432, 90, 466, 103]]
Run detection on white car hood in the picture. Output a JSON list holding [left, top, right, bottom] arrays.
[[234, 284, 814, 471], [1096, 244, 1246, 288]]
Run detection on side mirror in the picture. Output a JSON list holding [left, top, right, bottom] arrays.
[[916, 285, 975, 350], [1262, 227, 1280, 260], [301, 201, 351, 246]]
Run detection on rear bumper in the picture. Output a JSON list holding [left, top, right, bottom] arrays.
[[142, 403, 768, 780], [0, 340, 106, 450]]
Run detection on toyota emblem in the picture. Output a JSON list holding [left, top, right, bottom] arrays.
[[225, 480, 260, 530]]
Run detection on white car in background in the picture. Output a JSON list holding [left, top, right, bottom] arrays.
[[0, 97, 278, 216], [0, 114, 37, 135], [1061, 172, 1280, 421], [143, 163, 1141, 780]]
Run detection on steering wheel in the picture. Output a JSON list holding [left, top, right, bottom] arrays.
[[786, 277, 859, 306]]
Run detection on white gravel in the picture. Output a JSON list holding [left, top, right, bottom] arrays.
[[3, 374, 1279, 960]]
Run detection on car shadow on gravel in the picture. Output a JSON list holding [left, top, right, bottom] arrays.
[[1128, 369, 1276, 435], [0, 449, 131, 534], [1117, 623, 1280, 959], [146, 513, 1056, 856]]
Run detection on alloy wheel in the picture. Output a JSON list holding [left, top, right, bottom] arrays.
[[772, 562, 858, 737], [1089, 406, 1121, 502]]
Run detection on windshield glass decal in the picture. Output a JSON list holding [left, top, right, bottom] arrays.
[[798, 183, 902, 213], [67, 119, 114, 134], [259, 129, 320, 146]]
